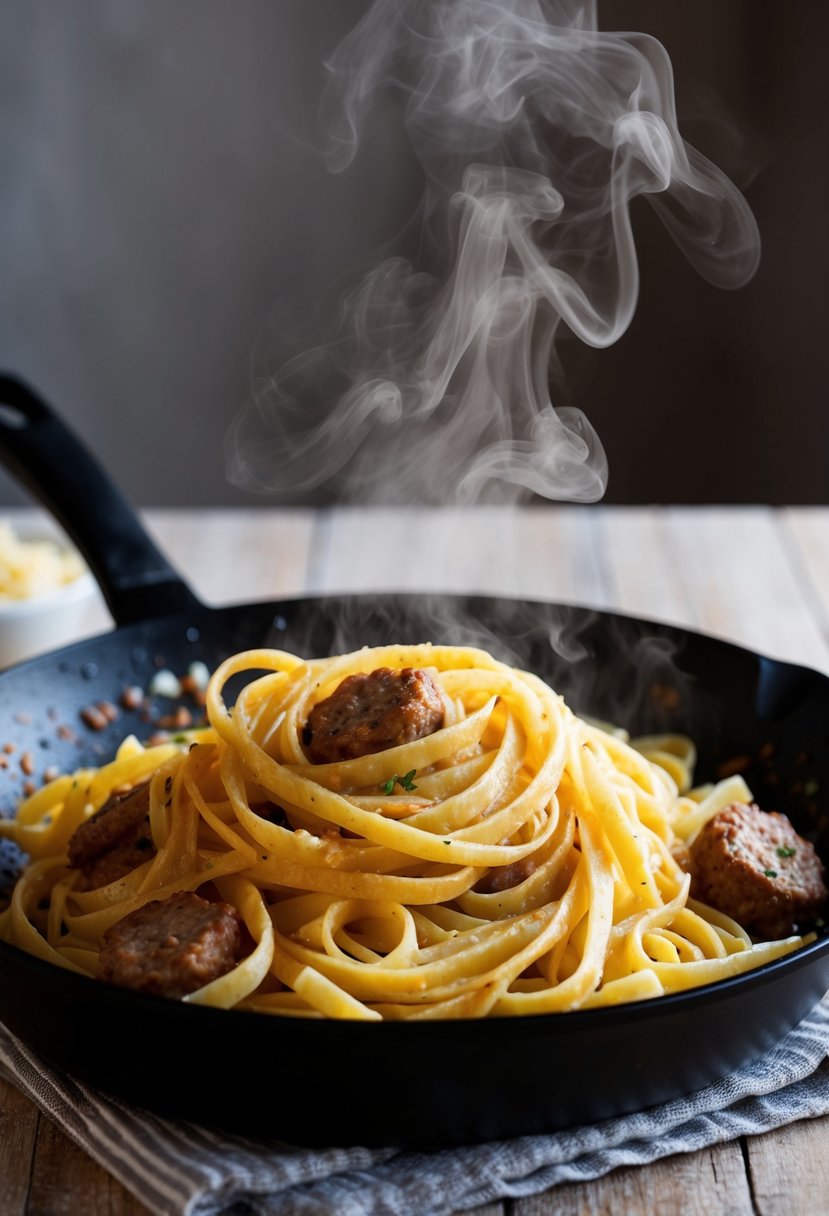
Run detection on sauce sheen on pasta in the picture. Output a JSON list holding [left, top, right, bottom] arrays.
[[0, 643, 820, 1019]]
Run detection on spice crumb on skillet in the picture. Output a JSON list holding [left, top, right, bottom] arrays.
[[157, 706, 193, 731], [120, 685, 144, 711], [80, 705, 108, 732]]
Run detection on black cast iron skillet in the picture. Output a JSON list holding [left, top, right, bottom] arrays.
[[0, 374, 828, 1147]]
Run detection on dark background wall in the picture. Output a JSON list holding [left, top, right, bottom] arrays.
[[0, 0, 826, 507]]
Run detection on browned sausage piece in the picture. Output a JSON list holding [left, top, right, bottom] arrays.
[[304, 667, 444, 763], [97, 891, 243, 999], [67, 780, 155, 888], [690, 801, 827, 939], [476, 856, 538, 894]]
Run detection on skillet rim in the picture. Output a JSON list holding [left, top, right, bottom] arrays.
[[0, 911, 827, 1032], [1, 582, 828, 675]]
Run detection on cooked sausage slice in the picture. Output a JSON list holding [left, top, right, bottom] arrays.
[[67, 781, 155, 888], [97, 891, 243, 999], [304, 667, 444, 763], [690, 801, 827, 938], [476, 856, 538, 894]]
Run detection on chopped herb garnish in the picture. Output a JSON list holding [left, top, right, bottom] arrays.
[[380, 770, 418, 795], [776, 845, 797, 859], [763, 869, 778, 878], [205, 860, 214, 871], [804, 778, 820, 797], [816, 917, 826, 929], [443, 840, 452, 845]]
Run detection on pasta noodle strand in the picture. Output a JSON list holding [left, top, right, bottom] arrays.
[[0, 643, 807, 1017]]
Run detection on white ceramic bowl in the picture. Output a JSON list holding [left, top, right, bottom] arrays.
[[0, 520, 99, 669]]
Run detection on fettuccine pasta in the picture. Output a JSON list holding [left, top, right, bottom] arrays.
[[0, 643, 807, 1018]]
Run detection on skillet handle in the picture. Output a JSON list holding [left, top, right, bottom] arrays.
[[0, 374, 204, 626]]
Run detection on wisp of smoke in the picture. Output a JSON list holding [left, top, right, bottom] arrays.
[[227, 0, 760, 505]]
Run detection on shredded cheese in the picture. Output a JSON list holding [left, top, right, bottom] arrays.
[[0, 521, 86, 602]]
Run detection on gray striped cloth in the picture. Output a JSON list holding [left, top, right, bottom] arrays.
[[2, 997, 828, 1216]]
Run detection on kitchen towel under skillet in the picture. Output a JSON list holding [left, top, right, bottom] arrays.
[[2, 998, 828, 1216]]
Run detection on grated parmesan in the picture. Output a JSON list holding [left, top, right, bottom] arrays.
[[0, 521, 86, 602]]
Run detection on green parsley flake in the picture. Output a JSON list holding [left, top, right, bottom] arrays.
[[763, 869, 778, 878], [776, 845, 797, 859], [380, 770, 418, 795]]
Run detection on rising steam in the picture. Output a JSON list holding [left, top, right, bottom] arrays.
[[227, 0, 760, 504]]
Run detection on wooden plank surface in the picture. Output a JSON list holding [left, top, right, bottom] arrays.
[[1, 505, 828, 1216], [142, 507, 316, 606], [0, 1075, 39, 1216], [319, 506, 613, 603], [664, 507, 829, 672], [25, 1112, 150, 1216], [743, 1111, 829, 1216], [513, 1142, 753, 1216]]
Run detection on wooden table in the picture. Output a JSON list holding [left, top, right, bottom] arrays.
[[2, 505, 829, 1216]]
